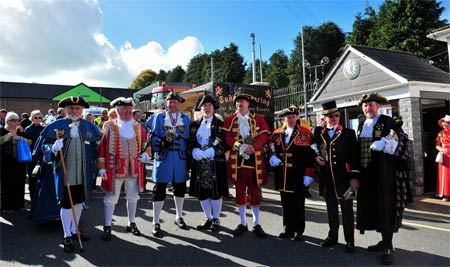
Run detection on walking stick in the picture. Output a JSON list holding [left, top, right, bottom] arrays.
[[55, 130, 84, 252]]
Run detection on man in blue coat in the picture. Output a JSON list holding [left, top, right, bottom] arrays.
[[33, 96, 100, 253], [148, 92, 191, 237]]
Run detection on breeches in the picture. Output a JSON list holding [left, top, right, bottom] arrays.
[[235, 168, 260, 206], [153, 182, 186, 201], [103, 178, 140, 206]]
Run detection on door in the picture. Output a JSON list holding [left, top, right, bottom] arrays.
[[421, 99, 449, 193]]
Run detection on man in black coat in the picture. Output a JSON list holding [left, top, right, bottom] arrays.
[[269, 105, 316, 241], [313, 101, 360, 253], [188, 94, 228, 232], [356, 93, 401, 265]]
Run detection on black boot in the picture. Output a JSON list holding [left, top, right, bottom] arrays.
[[63, 237, 75, 253]]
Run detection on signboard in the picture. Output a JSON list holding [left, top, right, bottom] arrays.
[[213, 83, 274, 130]]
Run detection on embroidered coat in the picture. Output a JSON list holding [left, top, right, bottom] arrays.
[[314, 125, 360, 198], [223, 111, 270, 187], [34, 118, 101, 200], [98, 119, 148, 193], [270, 124, 315, 192], [149, 111, 191, 183]]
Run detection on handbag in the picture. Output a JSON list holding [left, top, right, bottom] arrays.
[[17, 137, 32, 163], [435, 152, 444, 164]]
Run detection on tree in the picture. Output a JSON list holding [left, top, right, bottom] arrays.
[[266, 49, 290, 88], [212, 43, 246, 83], [347, 5, 377, 45], [288, 22, 346, 86], [367, 0, 448, 71], [184, 53, 211, 85], [166, 65, 186, 83], [129, 69, 157, 90], [243, 59, 269, 85], [156, 69, 167, 83]]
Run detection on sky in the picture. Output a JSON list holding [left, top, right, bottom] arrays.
[[0, 0, 449, 89]]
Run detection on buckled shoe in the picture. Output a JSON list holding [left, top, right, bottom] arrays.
[[125, 222, 141, 236]]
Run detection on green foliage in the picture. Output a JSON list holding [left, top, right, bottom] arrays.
[[359, 0, 448, 71], [184, 53, 211, 84], [129, 69, 157, 90], [266, 50, 289, 88], [288, 22, 345, 86], [347, 5, 377, 45], [167, 65, 185, 82], [156, 70, 167, 82], [243, 59, 269, 84]]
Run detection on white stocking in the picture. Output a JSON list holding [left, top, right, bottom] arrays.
[[211, 198, 222, 219], [200, 199, 212, 220], [174, 196, 184, 220], [153, 200, 164, 224]]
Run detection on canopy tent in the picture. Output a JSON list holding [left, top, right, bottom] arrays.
[[52, 83, 111, 103]]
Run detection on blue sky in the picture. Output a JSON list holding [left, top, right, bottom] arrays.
[[99, 0, 388, 63], [0, 0, 448, 88]]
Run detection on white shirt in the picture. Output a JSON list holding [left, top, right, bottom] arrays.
[[118, 119, 136, 139], [285, 127, 295, 143]]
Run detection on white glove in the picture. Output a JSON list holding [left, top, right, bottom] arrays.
[[383, 138, 398, 155], [269, 155, 282, 167], [204, 147, 215, 160], [370, 138, 386, 151], [303, 176, 314, 186], [51, 138, 64, 155], [98, 169, 107, 180], [138, 152, 151, 163], [192, 148, 203, 161]]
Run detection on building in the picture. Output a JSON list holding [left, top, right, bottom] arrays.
[[309, 45, 450, 196], [0, 82, 134, 116]]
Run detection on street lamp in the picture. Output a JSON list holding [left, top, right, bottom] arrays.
[[251, 33, 256, 83]]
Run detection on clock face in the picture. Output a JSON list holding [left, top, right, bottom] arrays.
[[343, 59, 360, 80]]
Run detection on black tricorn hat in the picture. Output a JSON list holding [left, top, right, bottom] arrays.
[[58, 96, 89, 108], [321, 100, 338, 115], [195, 94, 220, 111], [233, 87, 255, 103], [358, 93, 388, 106], [277, 105, 299, 117], [165, 92, 185, 103]]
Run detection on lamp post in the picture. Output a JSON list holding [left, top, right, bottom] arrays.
[[251, 33, 256, 84]]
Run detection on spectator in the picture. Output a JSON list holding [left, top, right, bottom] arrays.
[[0, 112, 31, 212], [24, 110, 45, 201], [20, 112, 31, 129], [435, 115, 450, 201], [0, 109, 7, 128]]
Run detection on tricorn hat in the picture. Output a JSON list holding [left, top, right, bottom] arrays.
[[277, 105, 299, 117], [195, 94, 220, 111], [110, 97, 136, 108], [233, 87, 255, 103], [321, 100, 338, 115], [165, 92, 185, 103], [358, 93, 388, 106], [58, 96, 89, 108]]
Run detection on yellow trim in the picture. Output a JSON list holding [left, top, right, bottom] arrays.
[[255, 151, 261, 156]]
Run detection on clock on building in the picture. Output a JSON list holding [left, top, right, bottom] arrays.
[[343, 59, 360, 80]]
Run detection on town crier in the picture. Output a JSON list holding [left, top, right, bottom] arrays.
[[98, 97, 150, 241], [223, 88, 270, 238]]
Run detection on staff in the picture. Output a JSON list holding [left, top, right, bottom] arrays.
[[55, 129, 84, 252]]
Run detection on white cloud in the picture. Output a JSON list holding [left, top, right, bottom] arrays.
[[0, 0, 204, 88]]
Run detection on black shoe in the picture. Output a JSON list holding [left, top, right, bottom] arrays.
[[367, 241, 384, 252], [102, 226, 112, 241], [320, 237, 338, 247], [293, 233, 303, 241], [278, 232, 294, 239], [382, 249, 394, 265], [196, 219, 212, 230], [63, 237, 75, 253], [174, 217, 187, 229], [210, 218, 220, 232], [233, 224, 248, 236], [71, 232, 90, 242], [252, 224, 267, 238], [345, 242, 356, 253], [152, 224, 162, 237], [125, 222, 141, 236]]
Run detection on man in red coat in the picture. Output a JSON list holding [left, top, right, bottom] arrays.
[[98, 97, 150, 241], [223, 90, 270, 238]]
